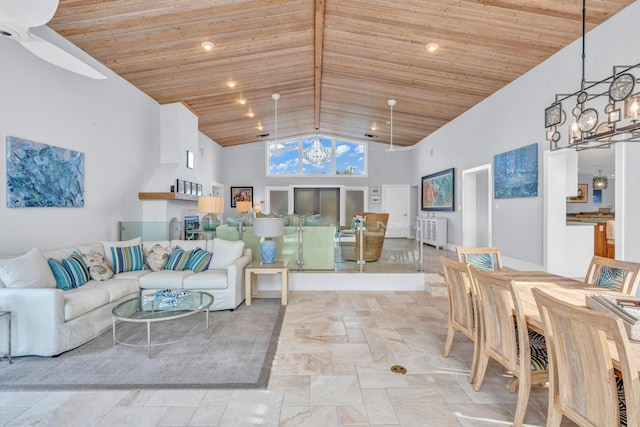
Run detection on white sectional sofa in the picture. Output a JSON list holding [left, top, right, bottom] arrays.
[[0, 237, 250, 357]]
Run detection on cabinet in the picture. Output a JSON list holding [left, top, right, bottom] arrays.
[[417, 217, 447, 249], [594, 222, 607, 257]]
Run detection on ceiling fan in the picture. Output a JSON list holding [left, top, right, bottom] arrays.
[[0, 0, 106, 79], [385, 99, 414, 153]]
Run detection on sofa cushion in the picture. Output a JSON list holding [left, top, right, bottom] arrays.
[[110, 244, 144, 274], [183, 269, 228, 290], [43, 246, 81, 260], [81, 250, 114, 281], [187, 248, 213, 273], [143, 244, 171, 271], [209, 238, 245, 270], [0, 248, 56, 289], [138, 270, 194, 289], [63, 287, 110, 321], [82, 279, 139, 302], [78, 243, 105, 257], [101, 237, 142, 268], [62, 253, 91, 287], [114, 269, 149, 280], [48, 258, 74, 291], [169, 240, 207, 251]]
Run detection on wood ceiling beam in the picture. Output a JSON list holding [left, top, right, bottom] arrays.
[[314, 0, 325, 131]]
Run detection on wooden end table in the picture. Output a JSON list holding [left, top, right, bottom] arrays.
[[245, 259, 289, 305]]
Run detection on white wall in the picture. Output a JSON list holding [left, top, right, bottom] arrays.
[[565, 173, 615, 213], [411, 1, 640, 266], [0, 28, 223, 256]]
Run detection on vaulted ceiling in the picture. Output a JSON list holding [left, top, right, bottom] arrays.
[[49, 0, 634, 148]]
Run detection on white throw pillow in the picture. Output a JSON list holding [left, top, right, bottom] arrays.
[[209, 238, 245, 270], [101, 237, 142, 268], [0, 248, 56, 288]]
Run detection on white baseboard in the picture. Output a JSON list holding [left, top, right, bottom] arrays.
[[255, 272, 426, 291]]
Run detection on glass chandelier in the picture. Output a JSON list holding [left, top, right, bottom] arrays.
[[593, 170, 608, 190], [303, 130, 331, 165]]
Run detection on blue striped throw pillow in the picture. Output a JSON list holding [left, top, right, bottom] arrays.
[[186, 248, 213, 272], [165, 247, 194, 271], [110, 245, 144, 274], [62, 252, 91, 287], [48, 258, 73, 290]]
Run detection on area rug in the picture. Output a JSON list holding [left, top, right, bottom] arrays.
[[0, 299, 285, 391]]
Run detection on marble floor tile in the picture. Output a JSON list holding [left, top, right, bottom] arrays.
[[1, 246, 572, 427]]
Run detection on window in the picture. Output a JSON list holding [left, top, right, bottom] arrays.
[[267, 136, 366, 176]]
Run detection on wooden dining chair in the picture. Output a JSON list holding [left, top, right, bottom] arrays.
[[456, 246, 504, 272], [469, 267, 549, 427], [584, 255, 640, 295], [440, 256, 479, 383], [532, 287, 640, 427]]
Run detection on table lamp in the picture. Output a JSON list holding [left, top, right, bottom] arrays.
[[236, 201, 251, 215], [252, 218, 284, 264], [198, 196, 224, 231]]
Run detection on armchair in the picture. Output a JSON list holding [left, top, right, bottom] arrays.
[[341, 212, 389, 262]]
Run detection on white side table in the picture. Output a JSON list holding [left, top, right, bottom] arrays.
[[245, 259, 289, 305], [0, 311, 11, 364]]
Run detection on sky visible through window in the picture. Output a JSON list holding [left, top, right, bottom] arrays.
[[268, 137, 366, 176]]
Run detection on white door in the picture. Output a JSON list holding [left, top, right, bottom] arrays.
[[383, 185, 410, 238]]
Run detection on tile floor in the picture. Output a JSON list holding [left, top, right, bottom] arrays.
[[0, 245, 576, 427]]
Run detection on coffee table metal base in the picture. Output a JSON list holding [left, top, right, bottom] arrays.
[[112, 309, 210, 357]]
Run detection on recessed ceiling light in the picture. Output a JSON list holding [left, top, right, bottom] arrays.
[[227, 81, 236, 88], [201, 41, 214, 51], [248, 111, 255, 118], [426, 42, 439, 52], [239, 98, 247, 105]]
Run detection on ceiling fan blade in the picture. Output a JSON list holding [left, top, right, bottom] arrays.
[[20, 33, 106, 79], [0, 0, 59, 28]]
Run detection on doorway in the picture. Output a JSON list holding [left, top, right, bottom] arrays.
[[382, 185, 410, 238], [462, 164, 492, 247], [293, 187, 340, 224]]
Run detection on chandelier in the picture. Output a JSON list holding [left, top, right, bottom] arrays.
[[545, 0, 640, 151], [593, 170, 608, 190], [303, 130, 331, 165]]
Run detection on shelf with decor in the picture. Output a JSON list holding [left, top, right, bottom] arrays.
[[138, 192, 198, 202]]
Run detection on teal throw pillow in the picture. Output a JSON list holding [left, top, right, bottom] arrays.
[[110, 245, 144, 274], [48, 258, 73, 291], [165, 247, 195, 271], [62, 252, 91, 287], [186, 248, 213, 272]]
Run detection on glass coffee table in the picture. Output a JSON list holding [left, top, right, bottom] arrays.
[[112, 290, 213, 357]]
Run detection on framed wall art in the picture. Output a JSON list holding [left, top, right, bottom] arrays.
[[494, 143, 538, 199], [421, 168, 454, 211], [230, 186, 253, 207], [6, 136, 84, 207], [567, 184, 588, 203]]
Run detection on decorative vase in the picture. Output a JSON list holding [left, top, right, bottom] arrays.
[[260, 239, 277, 264]]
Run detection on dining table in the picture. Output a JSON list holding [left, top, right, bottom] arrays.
[[486, 269, 640, 375]]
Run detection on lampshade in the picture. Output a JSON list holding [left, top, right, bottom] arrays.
[[236, 201, 252, 213], [198, 196, 224, 213], [198, 196, 224, 231], [253, 218, 284, 264], [253, 218, 284, 238]]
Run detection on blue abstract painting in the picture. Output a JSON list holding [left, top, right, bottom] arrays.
[[6, 136, 84, 207], [494, 143, 538, 199]]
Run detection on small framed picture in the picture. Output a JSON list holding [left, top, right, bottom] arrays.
[[196, 184, 203, 196], [370, 195, 381, 204], [371, 187, 381, 196], [186, 150, 194, 169], [230, 186, 253, 207], [177, 179, 184, 194]]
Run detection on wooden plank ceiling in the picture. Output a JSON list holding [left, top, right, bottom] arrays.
[[50, 0, 634, 148]]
